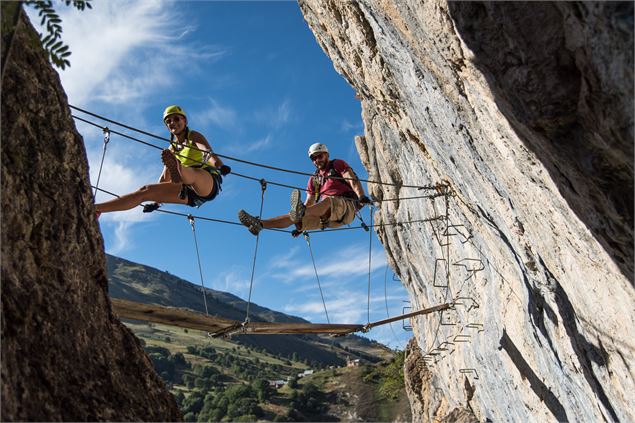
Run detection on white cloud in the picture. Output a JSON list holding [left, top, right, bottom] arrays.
[[274, 244, 387, 282], [340, 119, 363, 133], [89, 143, 157, 200], [109, 221, 135, 254], [225, 134, 273, 155], [273, 99, 291, 128], [26, 0, 225, 107], [269, 247, 301, 269], [284, 290, 368, 324], [254, 99, 292, 129], [192, 99, 238, 131], [211, 267, 252, 299], [25, 0, 229, 242]]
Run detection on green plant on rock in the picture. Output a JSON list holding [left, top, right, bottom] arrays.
[[24, 0, 92, 69]]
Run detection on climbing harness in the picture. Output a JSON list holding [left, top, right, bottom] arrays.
[[310, 159, 358, 202]]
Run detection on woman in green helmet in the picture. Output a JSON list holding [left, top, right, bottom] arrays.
[[95, 105, 230, 216]]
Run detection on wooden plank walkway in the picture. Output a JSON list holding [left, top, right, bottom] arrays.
[[111, 298, 450, 336]]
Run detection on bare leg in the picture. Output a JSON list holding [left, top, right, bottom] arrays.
[[96, 182, 188, 213], [261, 200, 331, 229], [179, 166, 215, 197], [162, 150, 215, 197], [261, 214, 294, 229]]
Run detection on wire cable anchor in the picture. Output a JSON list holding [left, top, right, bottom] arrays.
[[93, 127, 111, 201], [304, 232, 331, 324], [187, 214, 209, 316]]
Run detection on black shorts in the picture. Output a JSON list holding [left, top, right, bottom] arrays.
[[185, 168, 222, 207]]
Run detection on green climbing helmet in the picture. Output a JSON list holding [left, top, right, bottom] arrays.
[[163, 105, 187, 122]]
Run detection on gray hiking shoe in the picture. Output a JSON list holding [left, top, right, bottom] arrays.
[[238, 210, 263, 236], [289, 189, 306, 223]]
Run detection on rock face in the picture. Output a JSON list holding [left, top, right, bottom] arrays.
[[0, 4, 180, 421], [299, 1, 633, 422]]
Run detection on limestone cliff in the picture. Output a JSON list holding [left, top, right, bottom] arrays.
[[1, 4, 180, 420], [299, 1, 634, 422]]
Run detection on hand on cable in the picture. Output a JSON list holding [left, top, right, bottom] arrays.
[[143, 202, 161, 213], [358, 194, 372, 206], [220, 165, 231, 176], [291, 223, 303, 238]]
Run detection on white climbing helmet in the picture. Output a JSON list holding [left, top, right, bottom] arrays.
[[308, 142, 329, 158]]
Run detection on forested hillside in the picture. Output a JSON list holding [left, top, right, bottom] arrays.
[[128, 319, 410, 421]]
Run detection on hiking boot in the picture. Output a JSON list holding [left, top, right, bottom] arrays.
[[238, 210, 263, 236], [289, 189, 305, 223], [161, 149, 182, 183]]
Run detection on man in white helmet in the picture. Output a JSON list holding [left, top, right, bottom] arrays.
[[238, 142, 371, 236]]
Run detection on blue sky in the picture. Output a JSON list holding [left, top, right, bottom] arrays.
[[27, 0, 412, 349]]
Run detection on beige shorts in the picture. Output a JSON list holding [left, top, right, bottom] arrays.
[[300, 196, 357, 231]]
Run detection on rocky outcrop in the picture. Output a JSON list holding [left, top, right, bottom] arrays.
[[299, 1, 633, 422], [1, 4, 180, 421]]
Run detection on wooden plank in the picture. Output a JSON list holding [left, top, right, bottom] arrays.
[[111, 298, 236, 333], [111, 298, 363, 335], [236, 322, 363, 335]]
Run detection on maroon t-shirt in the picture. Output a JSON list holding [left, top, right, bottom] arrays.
[[306, 159, 355, 198]]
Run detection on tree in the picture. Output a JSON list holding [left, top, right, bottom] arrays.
[[173, 391, 185, 406], [251, 378, 270, 402], [288, 376, 298, 389], [24, 0, 93, 69], [182, 391, 204, 415]]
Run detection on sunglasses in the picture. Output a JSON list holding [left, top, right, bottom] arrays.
[[310, 152, 325, 161], [164, 115, 183, 124]]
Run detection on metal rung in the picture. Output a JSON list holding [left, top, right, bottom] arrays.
[[454, 296, 479, 312], [453, 334, 471, 343], [459, 368, 479, 379], [402, 305, 413, 331], [433, 258, 449, 288], [466, 323, 484, 333]]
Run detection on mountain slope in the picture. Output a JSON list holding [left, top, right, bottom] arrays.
[[106, 254, 393, 366]]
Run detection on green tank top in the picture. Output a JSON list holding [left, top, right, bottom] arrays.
[[172, 133, 211, 169]]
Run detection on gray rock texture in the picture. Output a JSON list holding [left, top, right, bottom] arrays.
[[0, 4, 180, 421], [299, 1, 633, 422]]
